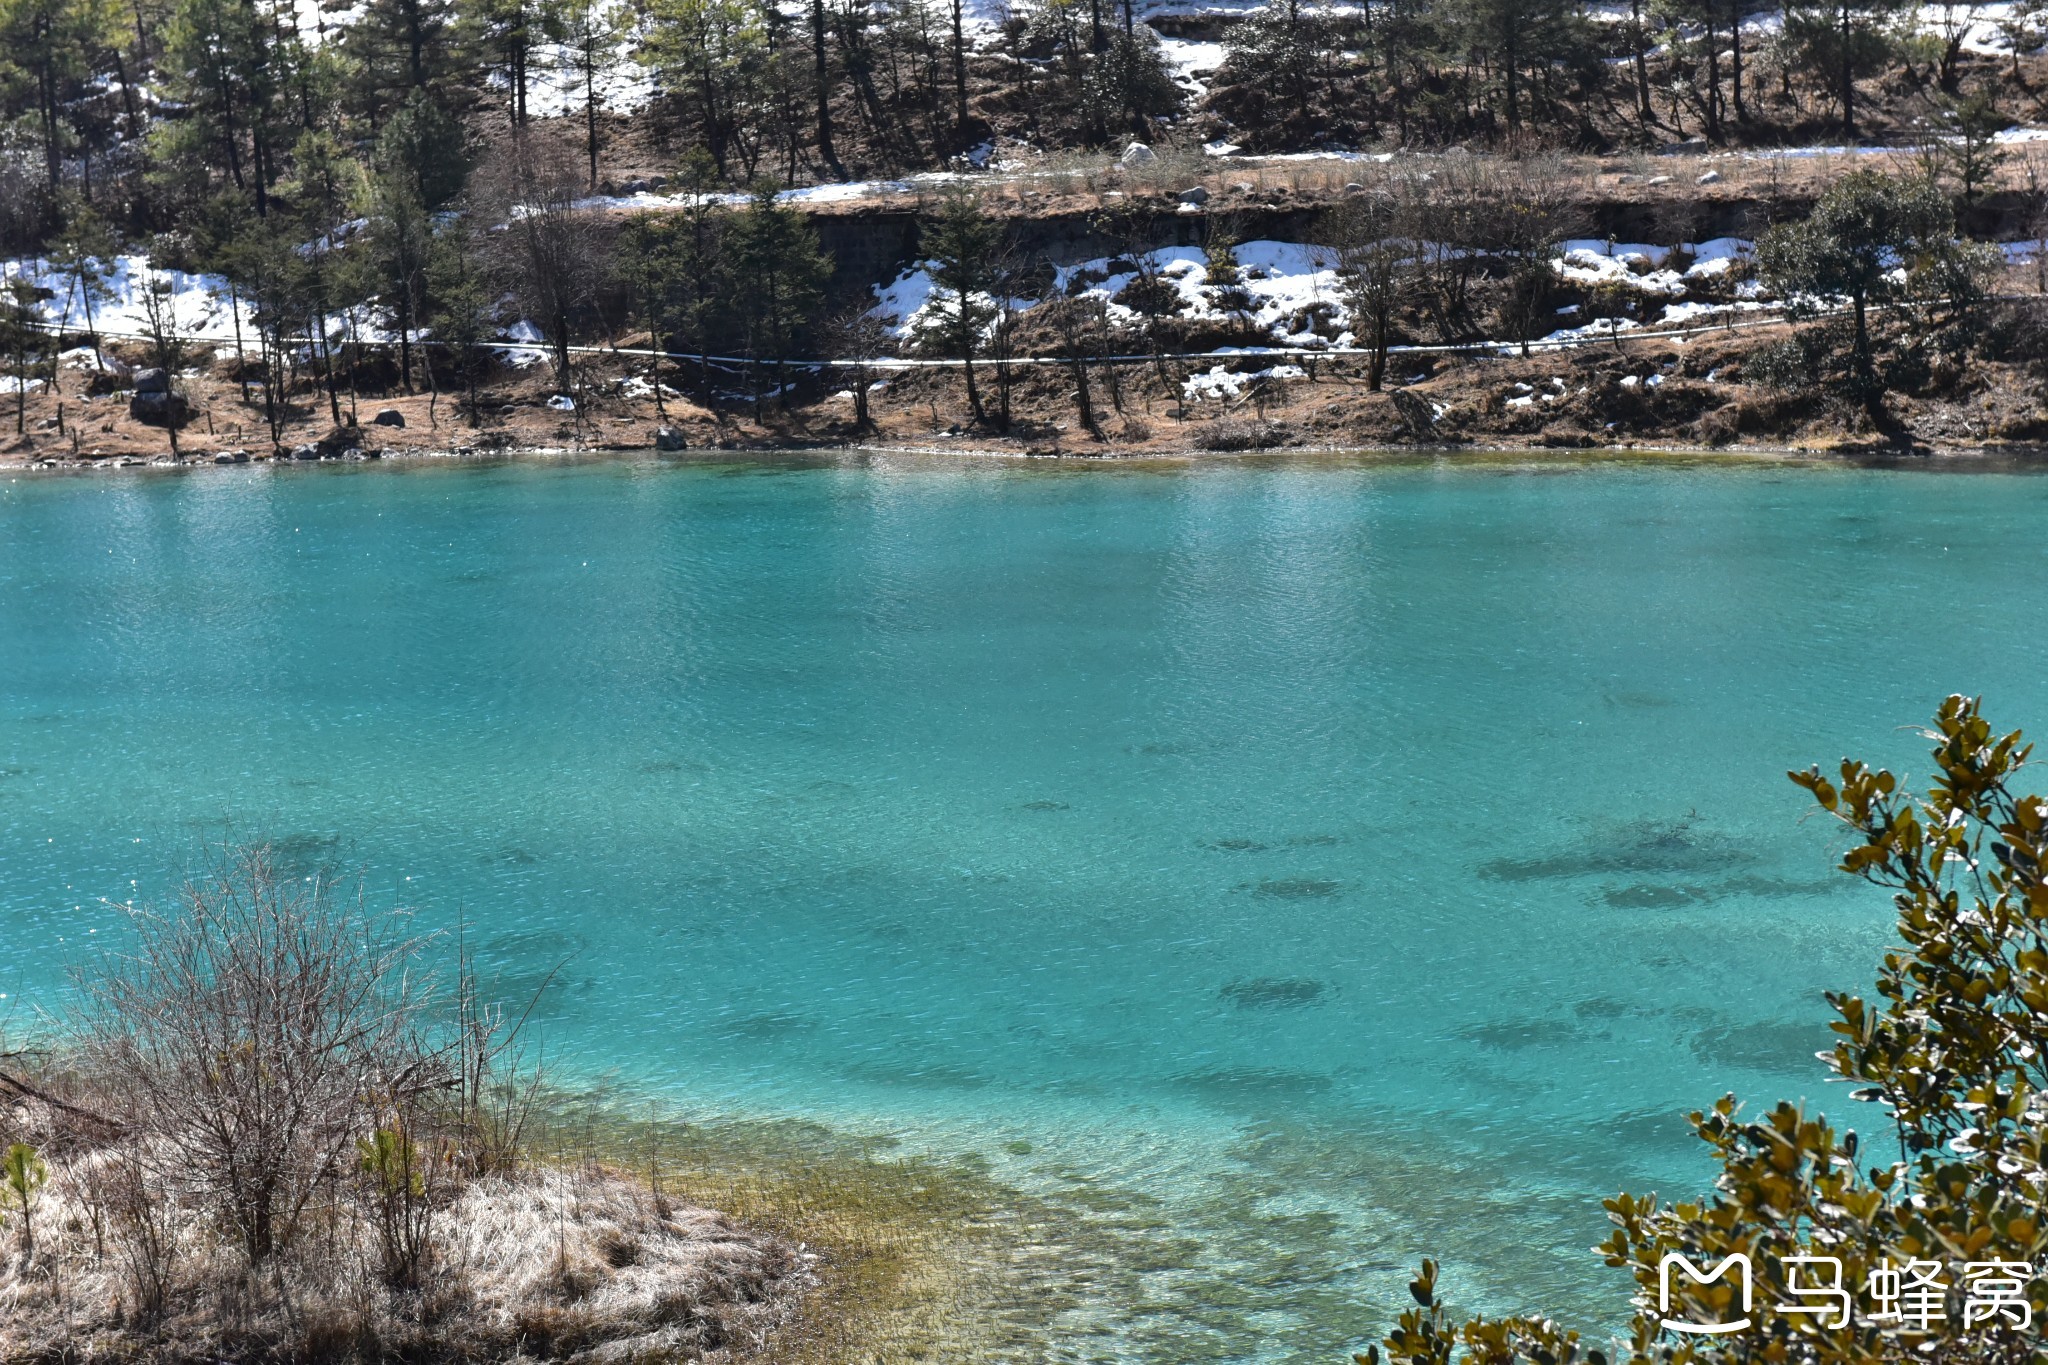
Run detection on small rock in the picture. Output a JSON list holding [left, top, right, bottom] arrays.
[[1696, 170, 1722, 185], [290, 443, 320, 460], [1232, 181, 1254, 194], [213, 449, 250, 464], [372, 408, 406, 427], [1643, 174, 1674, 186], [1177, 185, 1210, 205], [654, 426, 687, 452], [1120, 141, 1157, 168], [1343, 181, 1367, 195], [1443, 145, 1470, 158]]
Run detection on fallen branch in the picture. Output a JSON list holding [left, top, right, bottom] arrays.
[[0, 1062, 127, 1136]]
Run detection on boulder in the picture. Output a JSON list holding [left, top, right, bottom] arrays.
[[1343, 181, 1367, 195], [133, 367, 171, 394], [128, 390, 190, 427], [1696, 170, 1722, 185], [1120, 141, 1157, 168], [372, 408, 406, 427], [1177, 185, 1210, 206], [316, 424, 364, 457], [83, 362, 131, 396], [654, 426, 688, 452], [1391, 390, 1437, 437], [291, 443, 321, 460]]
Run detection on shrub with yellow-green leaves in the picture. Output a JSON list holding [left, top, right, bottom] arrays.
[[1372, 695, 2048, 1365]]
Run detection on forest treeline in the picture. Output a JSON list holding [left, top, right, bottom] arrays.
[[1, 0, 2041, 252], [0, 0, 2040, 440]]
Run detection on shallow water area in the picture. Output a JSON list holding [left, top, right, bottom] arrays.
[[3, 450, 2043, 1361]]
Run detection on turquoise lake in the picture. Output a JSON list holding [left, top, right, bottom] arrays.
[[3, 452, 2044, 1360]]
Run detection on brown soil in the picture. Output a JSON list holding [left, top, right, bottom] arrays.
[[7, 299, 2046, 474]]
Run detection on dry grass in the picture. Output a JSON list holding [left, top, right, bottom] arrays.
[[0, 1115, 811, 1365]]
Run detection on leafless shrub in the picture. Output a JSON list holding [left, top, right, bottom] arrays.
[[1193, 416, 1283, 451], [0, 841, 808, 1365], [102, 1144, 179, 1321], [76, 845, 439, 1267]]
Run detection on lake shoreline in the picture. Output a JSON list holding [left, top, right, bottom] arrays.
[[10, 433, 2048, 474]]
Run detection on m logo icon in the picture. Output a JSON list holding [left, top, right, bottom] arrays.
[[1658, 1253, 1753, 1335]]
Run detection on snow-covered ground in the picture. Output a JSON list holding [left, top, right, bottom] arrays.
[[572, 172, 986, 214], [0, 255, 252, 344], [870, 241, 1354, 353], [866, 233, 1781, 374], [0, 253, 564, 363]]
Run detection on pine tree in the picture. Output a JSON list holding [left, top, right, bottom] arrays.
[[553, 0, 630, 189], [920, 192, 1000, 424], [0, 0, 121, 195], [462, 0, 559, 126], [0, 279, 48, 435], [1450, 0, 1585, 135], [1782, 0, 1910, 137], [641, 0, 770, 177], [348, 0, 463, 117], [159, 0, 298, 214], [726, 187, 829, 412]]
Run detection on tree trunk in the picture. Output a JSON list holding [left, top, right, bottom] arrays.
[[1840, 1, 1856, 137], [584, 41, 603, 190], [814, 0, 842, 175], [1504, 21, 1519, 132], [951, 0, 970, 134], [514, 36, 529, 125], [1731, 1, 1745, 122], [1633, 0, 1652, 121]]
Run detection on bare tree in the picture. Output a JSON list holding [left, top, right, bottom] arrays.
[[76, 845, 441, 1267], [825, 305, 893, 433], [474, 133, 610, 394], [1330, 192, 1412, 392]]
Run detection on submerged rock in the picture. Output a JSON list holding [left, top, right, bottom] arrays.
[[1220, 977, 1328, 1010]]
